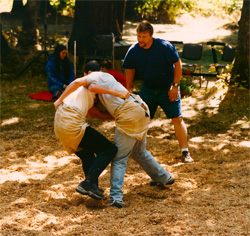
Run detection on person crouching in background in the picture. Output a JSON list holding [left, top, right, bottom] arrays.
[[46, 44, 75, 100]]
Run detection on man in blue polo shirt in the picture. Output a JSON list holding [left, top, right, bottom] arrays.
[[122, 20, 193, 163]]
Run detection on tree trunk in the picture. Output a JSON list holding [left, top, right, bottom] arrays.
[[125, 0, 135, 20], [1, 26, 11, 56], [115, 0, 127, 40], [232, 0, 249, 88], [39, 0, 55, 18], [19, 1, 41, 48], [11, 0, 24, 17], [69, 0, 126, 54]]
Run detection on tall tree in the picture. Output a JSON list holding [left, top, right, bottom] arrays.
[[19, 1, 41, 47], [232, 0, 249, 88], [11, 0, 24, 17], [1, 26, 10, 56], [69, 0, 126, 54]]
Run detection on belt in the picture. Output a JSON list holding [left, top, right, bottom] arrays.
[[129, 93, 149, 117]]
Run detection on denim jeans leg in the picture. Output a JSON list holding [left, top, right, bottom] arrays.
[[49, 85, 63, 99], [130, 137, 172, 184], [110, 129, 137, 202]]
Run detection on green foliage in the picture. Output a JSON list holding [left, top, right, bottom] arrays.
[[192, 0, 243, 17], [224, 0, 243, 14], [132, 0, 194, 23], [50, 0, 75, 17], [129, 0, 243, 23], [180, 72, 197, 96]]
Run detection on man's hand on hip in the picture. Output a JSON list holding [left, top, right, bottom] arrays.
[[168, 85, 179, 102]]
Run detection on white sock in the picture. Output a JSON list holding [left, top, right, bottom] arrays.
[[181, 148, 188, 153]]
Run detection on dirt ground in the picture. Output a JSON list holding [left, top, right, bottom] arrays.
[[1, 14, 250, 236]]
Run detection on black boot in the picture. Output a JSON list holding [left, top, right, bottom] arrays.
[[76, 179, 105, 200]]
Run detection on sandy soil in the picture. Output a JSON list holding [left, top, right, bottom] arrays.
[[123, 14, 240, 45], [1, 14, 250, 236]]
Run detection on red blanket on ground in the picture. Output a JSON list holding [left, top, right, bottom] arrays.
[[29, 91, 53, 101]]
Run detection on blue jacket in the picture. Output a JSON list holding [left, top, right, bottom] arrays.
[[46, 54, 75, 87]]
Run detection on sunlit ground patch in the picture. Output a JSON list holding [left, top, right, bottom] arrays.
[[1, 117, 20, 126]]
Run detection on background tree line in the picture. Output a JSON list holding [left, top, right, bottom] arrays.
[[1, 0, 248, 88]]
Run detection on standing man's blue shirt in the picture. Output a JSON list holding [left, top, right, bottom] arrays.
[[122, 38, 179, 89]]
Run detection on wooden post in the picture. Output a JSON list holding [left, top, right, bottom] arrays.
[[74, 41, 76, 77]]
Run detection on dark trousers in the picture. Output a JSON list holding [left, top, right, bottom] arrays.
[[75, 126, 117, 184]]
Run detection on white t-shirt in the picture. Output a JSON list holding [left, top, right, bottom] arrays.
[[85, 72, 134, 116], [63, 86, 96, 115], [85, 72, 150, 140], [54, 86, 95, 154]]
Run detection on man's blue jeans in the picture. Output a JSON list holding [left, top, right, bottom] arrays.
[[110, 129, 172, 202]]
